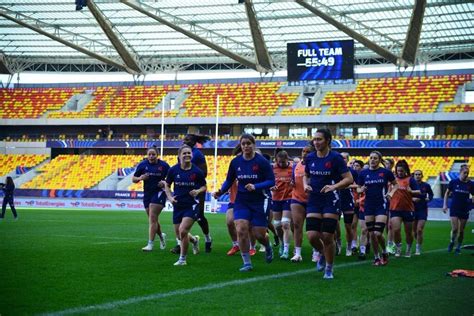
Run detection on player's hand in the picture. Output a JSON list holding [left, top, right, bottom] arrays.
[[157, 180, 166, 188], [168, 196, 177, 204], [212, 190, 222, 199], [412, 197, 421, 203], [358, 186, 366, 193], [442, 206, 448, 213], [270, 186, 277, 191], [189, 189, 200, 198], [385, 193, 393, 201], [245, 183, 255, 191], [304, 184, 312, 193], [141, 173, 150, 181], [320, 184, 335, 194]]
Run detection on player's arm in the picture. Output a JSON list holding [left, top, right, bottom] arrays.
[[321, 170, 353, 193], [443, 188, 451, 213], [427, 185, 434, 201], [214, 160, 236, 198], [253, 161, 275, 191], [163, 181, 177, 204]]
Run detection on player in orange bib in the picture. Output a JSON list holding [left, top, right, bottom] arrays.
[[389, 159, 420, 258], [271, 150, 294, 259], [290, 145, 313, 262]]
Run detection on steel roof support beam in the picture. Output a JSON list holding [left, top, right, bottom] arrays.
[[401, 0, 427, 65], [0, 8, 135, 73], [121, 0, 262, 72], [87, 0, 142, 73], [0, 52, 12, 74], [243, 0, 273, 72], [296, 0, 402, 66]]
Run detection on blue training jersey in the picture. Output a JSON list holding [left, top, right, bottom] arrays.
[[166, 164, 206, 208], [220, 153, 275, 201], [358, 167, 395, 210], [305, 150, 349, 197], [448, 178, 474, 211], [133, 159, 170, 195], [414, 181, 433, 212], [340, 168, 358, 207]]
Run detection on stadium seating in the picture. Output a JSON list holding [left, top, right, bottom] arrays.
[[48, 85, 181, 118], [16, 154, 472, 192], [281, 107, 322, 116], [0, 88, 84, 119], [323, 75, 472, 115], [0, 154, 49, 177], [3, 75, 472, 120], [22, 155, 143, 190], [181, 82, 299, 117], [443, 104, 474, 113]]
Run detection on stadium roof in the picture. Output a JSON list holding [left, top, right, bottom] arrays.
[[0, 0, 473, 74]]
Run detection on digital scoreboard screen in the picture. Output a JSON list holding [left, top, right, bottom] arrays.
[[287, 40, 354, 82]]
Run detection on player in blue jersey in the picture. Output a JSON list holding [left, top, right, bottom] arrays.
[[357, 151, 397, 266], [173, 134, 213, 254], [213, 134, 275, 272], [132, 146, 170, 252], [303, 129, 354, 279], [443, 164, 474, 255], [164, 145, 207, 265], [412, 169, 433, 255], [340, 152, 359, 257], [0, 176, 18, 221]]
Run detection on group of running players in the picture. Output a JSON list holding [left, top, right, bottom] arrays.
[[133, 131, 473, 278]]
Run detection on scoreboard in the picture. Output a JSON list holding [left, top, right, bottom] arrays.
[[287, 40, 354, 82]]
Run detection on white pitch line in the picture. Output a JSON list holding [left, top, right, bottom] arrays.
[[51, 234, 140, 240], [92, 240, 142, 245], [41, 248, 446, 316]]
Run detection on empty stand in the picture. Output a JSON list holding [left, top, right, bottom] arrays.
[[1, 88, 84, 119], [322, 75, 472, 115], [181, 82, 299, 117], [281, 107, 322, 116], [443, 104, 474, 113], [0, 154, 48, 176], [22, 155, 143, 190]]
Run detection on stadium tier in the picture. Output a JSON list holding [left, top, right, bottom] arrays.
[[1, 75, 472, 119], [21, 155, 143, 190], [280, 108, 322, 116], [10, 154, 471, 191], [322, 74, 472, 115], [181, 82, 299, 117], [0, 154, 49, 176], [443, 103, 474, 113], [0, 88, 84, 119]]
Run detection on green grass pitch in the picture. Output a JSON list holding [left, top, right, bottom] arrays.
[[0, 209, 473, 315]]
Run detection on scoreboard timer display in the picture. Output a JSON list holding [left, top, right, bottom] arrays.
[[287, 40, 354, 82]]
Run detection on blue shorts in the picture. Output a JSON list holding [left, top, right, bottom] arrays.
[[340, 199, 354, 213], [450, 209, 470, 220], [234, 199, 268, 227], [143, 191, 166, 209], [307, 194, 340, 215], [227, 202, 234, 210], [354, 206, 360, 216], [290, 199, 307, 208], [390, 210, 415, 222], [364, 206, 387, 217], [358, 210, 365, 221], [272, 199, 291, 213], [414, 209, 428, 221], [173, 205, 198, 224]]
